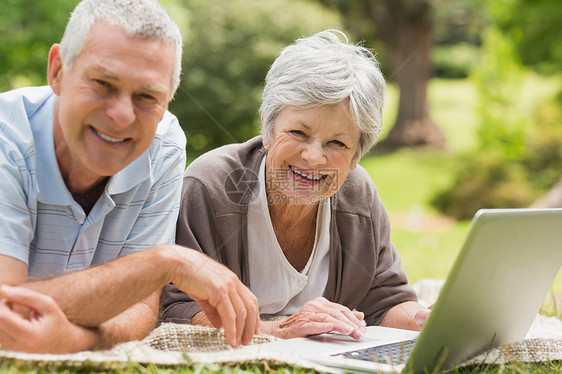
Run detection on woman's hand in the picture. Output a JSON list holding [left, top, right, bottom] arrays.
[[0, 285, 94, 353], [267, 297, 367, 339], [381, 301, 432, 331], [414, 303, 433, 329]]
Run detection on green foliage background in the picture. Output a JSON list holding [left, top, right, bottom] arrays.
[[0, 0, 76, 89], [431, 0, 562, 219], [165, 0, 344, 157]]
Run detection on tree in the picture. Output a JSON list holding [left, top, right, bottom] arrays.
[[489, 0, 562, 75], [431, 0, 562, 218], [532, 178, 562, 209], [319, 0, 446, 149], [169, 0, 343, 156], [366, 0, 446, 148], [0, 0, 76, 91], [491, 0, 562, 207]]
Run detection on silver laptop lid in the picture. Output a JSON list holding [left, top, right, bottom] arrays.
[[406, 208, 562, 372]]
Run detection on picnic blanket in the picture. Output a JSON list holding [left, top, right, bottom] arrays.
[[1, 279, 561, 372], [1, 322, 561, 372], [0, 324, 332, 372]]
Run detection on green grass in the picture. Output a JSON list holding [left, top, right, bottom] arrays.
[[1, 357, 560, 374], [360, 149, 456, 215], [0, 361, 320, 374]]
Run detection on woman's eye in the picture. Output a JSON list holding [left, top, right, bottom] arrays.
[[331, 140, 347, 148], [290, 130, 306, 136]]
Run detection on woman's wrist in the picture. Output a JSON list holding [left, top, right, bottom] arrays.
[[257, 319, 282, 337]]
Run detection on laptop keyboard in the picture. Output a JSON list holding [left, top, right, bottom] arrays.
[[332, 339, 417, 365]]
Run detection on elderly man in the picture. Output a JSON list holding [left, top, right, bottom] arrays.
[[0, 0, 258, 353]]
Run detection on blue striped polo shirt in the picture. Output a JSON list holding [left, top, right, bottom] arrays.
[[0, 86, 186, 280]]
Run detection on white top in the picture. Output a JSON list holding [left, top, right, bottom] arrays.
[[247, 157, 331, 315]]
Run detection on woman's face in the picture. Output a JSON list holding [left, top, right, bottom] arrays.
[[263, 102, 360, 205]]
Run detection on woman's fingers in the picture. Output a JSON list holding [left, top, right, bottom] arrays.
[[277, 298, 367, 339], [311, 298, 366, 337]]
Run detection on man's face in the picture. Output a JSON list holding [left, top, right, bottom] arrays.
[[49, 21, 176, 191]]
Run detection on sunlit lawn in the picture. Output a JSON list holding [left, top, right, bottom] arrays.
[[360, 77, 561, 317]]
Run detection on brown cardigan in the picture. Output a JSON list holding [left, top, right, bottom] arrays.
[[160, 136, 416, 326]]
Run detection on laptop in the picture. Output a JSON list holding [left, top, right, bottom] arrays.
[[245, 208, 562, 373]]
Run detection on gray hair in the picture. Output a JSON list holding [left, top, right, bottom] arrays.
[[259, 30, 385, 163], [59, 0, 183, 95]]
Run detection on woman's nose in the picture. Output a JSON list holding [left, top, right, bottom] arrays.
[[301, 141, 326, 167]]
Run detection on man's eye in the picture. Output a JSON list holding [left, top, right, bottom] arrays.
[[290, 130, 305, 136], [94, 79, 110, 88], [139, 93, 156, 101]]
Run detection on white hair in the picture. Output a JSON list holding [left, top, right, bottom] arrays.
[[259, 30, 386, 163], [59, 0, 183, 95]]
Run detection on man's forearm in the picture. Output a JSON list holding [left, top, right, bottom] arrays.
[[41, 294, 160, 352], [24, 245, 178, 327], [18, 244, 259, 349], [92, 291, 160, 350]]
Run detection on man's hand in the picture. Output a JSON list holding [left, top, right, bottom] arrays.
[[0, 285, 93, 353], [169, 247, 260, 348], [265, 297, 366, 339]]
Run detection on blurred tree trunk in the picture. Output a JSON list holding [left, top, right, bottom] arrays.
[[318, 0, 445, 149], [367, 0, 445, 149], [531, 177, 562, 208]]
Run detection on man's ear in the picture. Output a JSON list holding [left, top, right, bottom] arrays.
[[47, 44, 64, 96]]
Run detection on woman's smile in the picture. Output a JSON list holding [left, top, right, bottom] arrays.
[[289, 165, 328, 183]]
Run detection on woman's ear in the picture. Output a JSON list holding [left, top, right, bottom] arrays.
[[47, 44, 64, 96], [262, 134, 271, 150], [261, 116, 271, 150]]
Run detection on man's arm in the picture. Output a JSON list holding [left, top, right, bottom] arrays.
[[0, 245, 259, 351], [0, 255, 28, 286], [92, 290, 160, 350], [0, 285, 158, 353], [24, 248, 170, 326]]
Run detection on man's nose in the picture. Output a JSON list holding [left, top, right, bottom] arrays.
[[106, 94, 135, 128]]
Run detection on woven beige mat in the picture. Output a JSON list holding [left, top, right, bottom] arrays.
[[0, 323, 560, 372], [462, 338, 562, 366], [143, 322, 278, 352], [0, 323, 332, 372]]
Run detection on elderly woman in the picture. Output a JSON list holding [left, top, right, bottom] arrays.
[[162, 30, 430, 340]]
